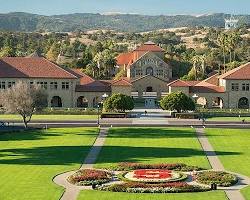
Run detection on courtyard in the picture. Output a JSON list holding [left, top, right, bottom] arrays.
[[0, 127, 249, 200]]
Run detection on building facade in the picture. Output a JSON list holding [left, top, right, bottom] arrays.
[[169, 62, 250, 109], [0, 42, 250, 109]]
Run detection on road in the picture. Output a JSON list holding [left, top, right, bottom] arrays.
[[2, 118, 250, 129]]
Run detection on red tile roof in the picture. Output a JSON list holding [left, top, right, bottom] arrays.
[[112, 78, 132, 86], [167, 79, 191, 87], [75, 81, 111, 92], [0, 57, 77, 79], [70, 69, 96, 85], [116, 53, 134, 65], [134, 41, 165, 52], [190, 86, 225, 93], [116, 42, 164, 66], [219, 62, 250, 80]]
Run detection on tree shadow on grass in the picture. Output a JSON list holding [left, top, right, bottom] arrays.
[[0, 146, 240, 166], [0, 129, 97, 141]]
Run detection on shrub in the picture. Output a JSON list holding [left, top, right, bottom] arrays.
[[196, 171, 238, 187], [98, 182, 210, 193], [113, 162, 203, 172], [160, 92, 195, 113], [68, 169, 112, 186]]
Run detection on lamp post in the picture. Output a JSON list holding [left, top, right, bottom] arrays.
[[97, 104, 100, 126], [97, 93, 109, 126]]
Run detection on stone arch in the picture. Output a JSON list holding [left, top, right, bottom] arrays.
[[196, 97, 207, 108], [238, 97, 249, 109], [212, 97, 224, 109], [146, 67, 154, 76], [51, 96, 62, 108], [92, 97, 100, 108], [77, 96, 89, 108], [146, 86, 153, 92]]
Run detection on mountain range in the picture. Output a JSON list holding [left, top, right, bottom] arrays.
[[0, 12, 249, 32]]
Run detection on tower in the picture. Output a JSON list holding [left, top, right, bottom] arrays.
[[225, 15, 239, 30]]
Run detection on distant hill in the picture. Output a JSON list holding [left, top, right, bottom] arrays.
[[0, 12, 249, 32]]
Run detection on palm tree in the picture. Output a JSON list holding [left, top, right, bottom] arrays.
[[192, 55, 201, 81], [217, 33, 228, 73]]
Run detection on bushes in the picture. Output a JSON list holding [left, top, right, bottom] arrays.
[[113, 162, 204, 172], [98, 182, 210, 193], [68, 169, 112, 186], [196, 171, 238, 187]]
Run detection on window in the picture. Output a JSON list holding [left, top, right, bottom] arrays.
[[50, 82, 58, 90], [37, 82, 48, 89], [0, 81, 5, 89], [135, 69, 142, 76], [8, 82, 15, 88], [231, 83, 239, 91], [62, 82, 69, 90], [156, 69, 163, 76], [242, 83, 249, 91]]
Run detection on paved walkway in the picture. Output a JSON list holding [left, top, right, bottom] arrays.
[[53, 127, 109, 200], [195, 128, 250, 200]]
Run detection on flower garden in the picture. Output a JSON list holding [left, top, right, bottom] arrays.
[[68, 162, 238, 194]]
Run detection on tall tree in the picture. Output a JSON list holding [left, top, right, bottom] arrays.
[[0, 82, 48, 128]]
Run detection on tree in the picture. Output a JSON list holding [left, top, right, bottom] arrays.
[[217, 33, 228, 72], [103, 93, 134, 112], [0, 81, 48, 128], [160, 92, 195, 113], [46, 42, 60, 62]]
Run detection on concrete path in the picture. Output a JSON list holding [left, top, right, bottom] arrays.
[[53, 127, 109, 200], [195, 128, 250, 200]]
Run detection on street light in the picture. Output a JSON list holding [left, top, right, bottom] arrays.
[[97, 104, 100, 126], [97, 93, 109, 126]]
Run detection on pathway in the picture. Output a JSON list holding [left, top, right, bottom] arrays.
[[195, 128, 250, 200], [53, 127, 109, 200]]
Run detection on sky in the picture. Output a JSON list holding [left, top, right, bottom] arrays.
[[0, 0, 250, 16]]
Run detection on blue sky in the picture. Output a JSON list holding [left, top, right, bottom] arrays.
[[0, 0, 250, 15]]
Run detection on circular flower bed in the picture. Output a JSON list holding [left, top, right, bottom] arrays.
[[124, 169, 186, 183], [98, 182, 210, 193], [196, 171, 238, 187], [113, 162, 203, 172], [68, 169, 112, 186]]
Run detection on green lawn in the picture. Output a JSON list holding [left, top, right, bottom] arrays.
[[0, 127, 98, 200], [95, 127, 210, 169], [79, 127, 225, 200], [78, 190, 227, 200], [0, 114, 97, 121], [207, 116, 250, 121], [205, 128, 250, 200]]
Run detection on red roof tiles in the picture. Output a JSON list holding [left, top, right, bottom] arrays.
[[219, 62, 250, 80], [134, 42, 165, 52], [0, 57, 77, 79], [167, 79, 191, 87], [116, 42, 164, 67], [112, 78, 132, 86]]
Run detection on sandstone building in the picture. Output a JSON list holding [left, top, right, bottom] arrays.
[[0, 42, 250, 109]]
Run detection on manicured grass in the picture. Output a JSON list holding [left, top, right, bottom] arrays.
[[205, 128, 250, 200], [242, 186, 250, 200], [79, 128, 227, 200], [0, 128, 98, 200], [0, 114, 97, 121], [78, 190, 227, 200], [95, 127, 210, 170], [205, 128, 250, 176], [207, 116, 250, 121]]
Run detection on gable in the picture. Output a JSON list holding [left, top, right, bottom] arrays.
[[129, 52, 170, 70]]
